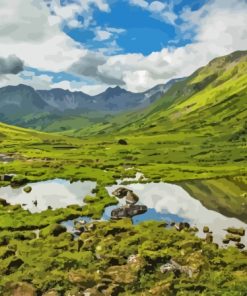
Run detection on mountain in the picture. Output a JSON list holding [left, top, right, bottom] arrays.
[[0, 84, 51, 125], [70, 50, 247, 138], [0, 79, 178, 130]]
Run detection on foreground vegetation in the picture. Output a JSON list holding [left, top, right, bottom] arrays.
[[0, 199, 247, 295]]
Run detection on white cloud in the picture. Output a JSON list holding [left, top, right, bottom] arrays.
[[94, 29, 113, 41], [0, 71, 53, 90], [130, 0, 177, 25], [93, 0, 247, 92], [0, 0, 247, 94], [0, 0, 86, 72]]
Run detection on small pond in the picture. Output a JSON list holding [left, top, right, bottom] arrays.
[[105, 182, 247, 247], [0, 179, 96, 213]]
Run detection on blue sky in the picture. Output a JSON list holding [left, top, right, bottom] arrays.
[[65, 0, 207, 55], [0, 0, 247, 94]]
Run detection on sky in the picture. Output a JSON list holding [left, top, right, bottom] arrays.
[[0, 0, 246, 95]]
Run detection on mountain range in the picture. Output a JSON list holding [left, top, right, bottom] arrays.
[[0, 79, 182, 131]]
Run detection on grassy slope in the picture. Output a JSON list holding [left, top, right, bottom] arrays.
[[1, 52, 247, 294]]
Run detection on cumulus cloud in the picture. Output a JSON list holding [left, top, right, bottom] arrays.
[[129, 0, 177, 25], [89, 0, 247, 92], [0, 55, 24, 75], [0, 0, 86, 72]]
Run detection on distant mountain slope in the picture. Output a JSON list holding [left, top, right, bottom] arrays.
[[70, 50, 247, 138], [0, 79, 178, 130]]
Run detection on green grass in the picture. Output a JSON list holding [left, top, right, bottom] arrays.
[[1, 50, 247, 294]]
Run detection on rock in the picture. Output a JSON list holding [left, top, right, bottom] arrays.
[[235, 242, 245, 249], [6, 257, 24, 275], [33, 200, 38, 206], [7, 282, 36, 296], [42, 290, 59, 296], [106, 265, 137, 284], [118, 139, 128, 145], [203, 226, 210, 233], [0, 198, 9, 207], [111, 204, 147, 219], [47, 206, 53, 210], [222, 238, 230, 244], [23, 186, 32, 193], [87, 223, 96, 231], [74, 222, 86, 233], [41, 224, 67, 237], [170, 222, 175, 226], [226, 227, 245, 236], [160, 259, 194, 278], [112, 187, 139, 204], [205, 233, 213, 243], [175, 222, 190, 231], [0, 174, 14, 182], [190, 226, 199, 232], [11, 175, 29, 188], [225, 234, 241, 242], [126, 191, 139, 204]]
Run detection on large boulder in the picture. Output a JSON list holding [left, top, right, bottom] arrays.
[[111, 205, 147, 219]]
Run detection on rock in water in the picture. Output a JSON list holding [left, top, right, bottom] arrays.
[[112, 187, 139, 204], [111, 205, 147, 219], [226, 227, 245, 236], [126, 191, 139, 204], [23, 186, 32, 193]]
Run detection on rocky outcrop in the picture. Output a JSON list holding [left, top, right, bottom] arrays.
[[160, 259, 195, 278]]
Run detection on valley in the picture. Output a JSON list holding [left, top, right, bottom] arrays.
[[0, 51, 247, 295]]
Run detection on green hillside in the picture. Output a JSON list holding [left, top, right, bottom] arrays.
[[1, 51, 247, 294]]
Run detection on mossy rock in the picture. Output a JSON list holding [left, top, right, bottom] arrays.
[[226, 227, 245, 236], [225, 234, 241, 242], [40, 224, 67, 237], [11, 175, 29, 188], [0, 198, 9, 207], [23, 186, 32, 193], [203, 226, 210, 233]]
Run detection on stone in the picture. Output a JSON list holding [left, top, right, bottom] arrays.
[[205, 233, 213, 243], [7, 282, 36, 296], [0, 198, 9, 207], [203, 226, 210, 233], [235, 242, 245, 249], [226, 227, 245, 236], [118, 139, 128, 145], [0, 174, 14, 182], [6, 257, 24, 275], [175, 222, 190, 231], [160, 259, 194, 278], [225, 234, 241, 242], [42, 290, 59, 296], [23, 186, 32, 193], [111, 204, 147, 219], [222, 238, 230, 244]]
